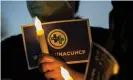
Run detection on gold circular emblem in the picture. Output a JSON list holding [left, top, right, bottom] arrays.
[[47, 29, 68, 49]]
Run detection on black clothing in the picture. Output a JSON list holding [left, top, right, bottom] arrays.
[[1, 27, 109, 80]]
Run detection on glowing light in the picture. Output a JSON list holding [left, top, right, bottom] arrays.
[[61, 67, 73, 80], [35, 16, 43, 31], [113, 63, 119, 75], [34, 16, 49, 54]]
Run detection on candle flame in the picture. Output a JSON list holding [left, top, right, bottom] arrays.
[[113, 63, 119, 75], [34, 16, 43, 31], [61, 67, 73, 80]]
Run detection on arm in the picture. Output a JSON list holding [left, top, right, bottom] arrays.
[[40, 54, 84, 80]]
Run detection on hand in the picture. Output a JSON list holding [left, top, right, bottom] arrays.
[[39, 54, 84, 80]]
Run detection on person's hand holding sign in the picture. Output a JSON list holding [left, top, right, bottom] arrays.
[[40, 54, 84, 80]]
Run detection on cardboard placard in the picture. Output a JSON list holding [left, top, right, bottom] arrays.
[[84, 43, 119, 80], [21, 19, 92, 70]]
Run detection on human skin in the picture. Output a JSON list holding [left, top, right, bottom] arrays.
[[40, 54, 84, 80]]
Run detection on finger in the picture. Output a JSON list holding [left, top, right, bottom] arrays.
[[45, 69, 63, 80], [41, 62, 61, 73], [40, 54, 56, 63]]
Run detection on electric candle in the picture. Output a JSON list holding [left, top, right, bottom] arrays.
[[34, 16, 49, 54], [61, 67, 73, 80]]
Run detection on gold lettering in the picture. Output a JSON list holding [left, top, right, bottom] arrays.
[[58, 52, 63, 56], [67, 52, 71, 56], [75, 50, 79, 55], [71, 51, 75, 55], [82, 50, 86, 54], [54, 50, 86, 56], [79, 50, 82, 54], [63, 52, 67, 56]]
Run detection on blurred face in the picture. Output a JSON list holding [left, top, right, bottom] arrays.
[[27, 1, 76, 22]]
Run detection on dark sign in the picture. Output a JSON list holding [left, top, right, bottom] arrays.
[[84, 43, 119, 80], [21, 19, 92, 70]]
